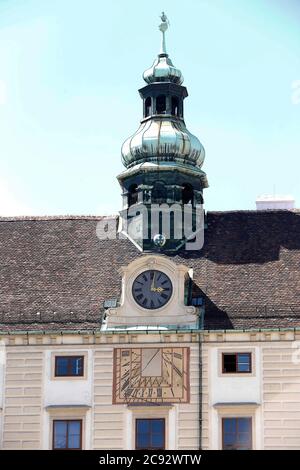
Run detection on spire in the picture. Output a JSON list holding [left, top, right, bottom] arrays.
[[143, 13, 183, 85], [159, 12, 169, 55]]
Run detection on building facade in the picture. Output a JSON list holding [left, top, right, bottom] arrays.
[[0, 14, 300, 450]]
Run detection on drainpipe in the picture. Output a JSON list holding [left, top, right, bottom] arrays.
[[198, 304, 204, 450], [198, 331, 202, 450]]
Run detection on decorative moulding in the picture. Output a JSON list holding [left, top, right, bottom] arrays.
[[105, 255, 197, 329]]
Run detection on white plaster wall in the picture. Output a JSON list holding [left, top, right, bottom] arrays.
[[209, 345, 262, 450], [42, 349, 93, 450], [210, 346, 261, 405], [44, 349, 93, 407], [124, 407, 132, 450], [42, 409, 49, 450], [41, 341, 198, 450], [169, 406, 176, 449]]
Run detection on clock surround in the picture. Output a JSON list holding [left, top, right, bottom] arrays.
[[105, 255, 198, 329]]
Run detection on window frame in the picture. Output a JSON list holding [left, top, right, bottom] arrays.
[[222, 417, 252, 450], [222, 352, 252, 374], [52, 419, 82, 450], [135, 418, 165, 450], [54, 355, 84, 378]]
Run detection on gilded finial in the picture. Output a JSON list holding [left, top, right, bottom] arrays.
[[160, 12, 168, 24], [143, 13, 183, 86], [159, 12, 169, 55]]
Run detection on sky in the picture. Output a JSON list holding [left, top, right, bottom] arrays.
[[0, 0, 299, 216]]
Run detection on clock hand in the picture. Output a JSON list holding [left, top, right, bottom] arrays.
[[154, 287, 165, 293]]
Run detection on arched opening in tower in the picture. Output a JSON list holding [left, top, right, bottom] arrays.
[[145, 97, 152, 117], [128, 184, 138, 206], [171, 96, 179, 116], [152, 182, 167, 203], [182, 183, 194, 205], [156, 95, 166, 114]]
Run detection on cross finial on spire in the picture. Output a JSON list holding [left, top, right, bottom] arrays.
[[159, 12, 169, 55]]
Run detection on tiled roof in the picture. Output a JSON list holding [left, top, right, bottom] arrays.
[[0, 210, 299, 332]]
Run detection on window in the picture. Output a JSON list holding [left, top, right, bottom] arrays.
[[55, 356, 84, 377], [222, 353, 251, 373], [191, 297, 203, 306], [222, 417, 252, 450], [156, 95, 166, 114], [136, 419, 165, 450], [53, 420, 82, 450]]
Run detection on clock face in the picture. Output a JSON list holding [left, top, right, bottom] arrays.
[[113, 347, 190, 404], [132, 270, 173, 309]]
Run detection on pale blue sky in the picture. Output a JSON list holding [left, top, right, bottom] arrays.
[[0, 0, 299, 215]]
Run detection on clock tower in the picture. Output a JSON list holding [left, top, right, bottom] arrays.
[[118, 13, 208, 252], [106, 14, 203, 429]]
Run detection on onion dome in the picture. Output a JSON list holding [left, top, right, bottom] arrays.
[[121, 118, 205, 170], [143, 55, 183, 85]]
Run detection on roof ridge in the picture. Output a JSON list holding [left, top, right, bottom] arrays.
[[0, 214, 119, 222], [207, 209, 300, 214], [0, 209, 299, 223]]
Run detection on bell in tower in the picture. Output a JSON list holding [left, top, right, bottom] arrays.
[[118, 13, 208, 252]]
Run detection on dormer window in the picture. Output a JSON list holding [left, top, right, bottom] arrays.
[[145, 97, 152, 117], [156, 95, 166, 114]]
